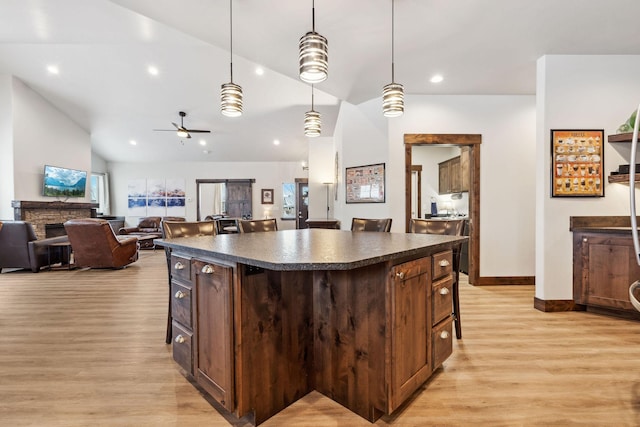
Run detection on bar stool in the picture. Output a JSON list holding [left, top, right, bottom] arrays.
[[409, 218, 465, 339]]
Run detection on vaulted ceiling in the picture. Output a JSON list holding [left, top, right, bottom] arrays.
[[1, 0, 639, 163]]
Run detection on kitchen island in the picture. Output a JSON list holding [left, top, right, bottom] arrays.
[[158, 229, 467, 425]]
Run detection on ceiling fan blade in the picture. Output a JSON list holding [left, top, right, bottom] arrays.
[[185, 129, 211, 133], [185, 133, 192, 139], [153, 129, 177, 132], [171, 122, 181, 130]]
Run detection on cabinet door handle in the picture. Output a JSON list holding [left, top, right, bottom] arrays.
[[174, 335, 185, 344], [396, 271, 405, 280], [174, 261, 185, 270], [174, 290, 186, 299], [201, 264, 215, 274], [440, 330, 450, 340], [439, 259, 450, 267], [439, 287, 450, 296]]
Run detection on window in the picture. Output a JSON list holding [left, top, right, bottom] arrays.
[[90, 173, 109, 215]]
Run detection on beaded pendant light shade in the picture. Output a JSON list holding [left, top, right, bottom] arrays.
[[304, 85, 321, 137], [383, 0, 404, 117], [221, 0, 243, 117], [299, 0, 328, 84]]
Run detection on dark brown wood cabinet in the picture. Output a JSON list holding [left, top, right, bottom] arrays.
[[438, 150, 469, 194], [193, 259, 235, 412], [573, 229, 640, 319], [389, 257, 431, 412], [170, 254, 193, 374]]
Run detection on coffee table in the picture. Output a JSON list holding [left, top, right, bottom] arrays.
[[48, 241, 73, 270]]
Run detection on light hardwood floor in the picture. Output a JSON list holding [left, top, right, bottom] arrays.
[[1, 250, 640, 426]]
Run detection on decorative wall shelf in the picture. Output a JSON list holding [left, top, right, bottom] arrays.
[[608, 174, 640, 184], [608, 132, 640, 143]]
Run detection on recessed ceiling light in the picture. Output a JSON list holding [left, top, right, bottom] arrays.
[[46, 65, 59, 75], [129, 140, 137, 146], [148, 65, 159, 76], [199, 140, 206, 146], [273, 139, 280, 146], [255, 67, 264, 76], [430, 74, 444, 83]]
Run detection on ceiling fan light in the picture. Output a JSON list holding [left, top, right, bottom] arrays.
[[221, 82, 243, 117], [304, 110, 322, 137], [299, 31, 328, 84], [176, 129, 189, 138], [382, 82, 404, 117]]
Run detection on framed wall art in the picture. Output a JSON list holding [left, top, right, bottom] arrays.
[[551, 129, 604, 197], [345, 162, 386, 203], [261, 188, 274, 204]]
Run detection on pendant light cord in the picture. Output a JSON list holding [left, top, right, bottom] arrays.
[[311, 85, 315, 110], [312, 0, 316, 32], [229, 0, 234, 83], [391, 0, 395, 83]]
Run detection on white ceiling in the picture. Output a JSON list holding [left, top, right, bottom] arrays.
[[1, 0, 639, 163]]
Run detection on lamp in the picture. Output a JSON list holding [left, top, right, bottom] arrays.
[[323, 182, 332, 219], [221, 0, 243, 117], [304, 85, 321, 137], [299, 0, 328, 84], [382, 0, 404, 117]]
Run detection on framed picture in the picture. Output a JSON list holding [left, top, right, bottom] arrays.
[[345, 163, 386, 203], [551, 129, 604, 197], [261, 188, 274, 204]]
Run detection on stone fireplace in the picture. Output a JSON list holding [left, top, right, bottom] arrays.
[[12, 201, 98, 240]]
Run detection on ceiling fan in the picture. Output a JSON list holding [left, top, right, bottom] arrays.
[[153, 111, 210, 139]]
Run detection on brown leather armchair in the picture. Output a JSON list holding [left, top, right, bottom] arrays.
[[64, 218, 139, 269], [0, 221, 69, 272], [119, 216, 185, 248], [161, 220, 216, 343], [350, 217, 392, 232], [238, 218, 278, 233]]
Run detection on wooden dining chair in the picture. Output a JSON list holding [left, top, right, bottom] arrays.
[[350, 217, 392, 232], [409, 218, 465, 339]]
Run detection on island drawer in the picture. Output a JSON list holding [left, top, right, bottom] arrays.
[[432, 317, 453, 370], [432, 276, 453, 325], [171, 281, 193, 328], [172, 321, 193, 374], [432, 250, 453, 281], [171, 254, 191, 282]]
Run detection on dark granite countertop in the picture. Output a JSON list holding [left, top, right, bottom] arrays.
[[157, 229, 467, 271]]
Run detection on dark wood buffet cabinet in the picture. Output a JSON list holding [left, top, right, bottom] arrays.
[[160, 229, 465, 425], [572, 216, 640, 320]]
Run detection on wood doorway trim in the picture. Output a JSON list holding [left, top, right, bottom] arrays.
[[404, 134, 481, 285]]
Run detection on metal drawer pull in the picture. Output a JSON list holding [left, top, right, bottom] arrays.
[[201, 264, 215, 274], [174, 261, 185, 270], [439, 259, 450, 267], [174, 335, 185, 344], [396, 271, 405, 280], [439, 287, 450, 296], [440, 330, 450, 339], [174, 290, 186, 299]]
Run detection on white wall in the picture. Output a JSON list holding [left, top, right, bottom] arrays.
[[386, 95, 537, 277], [12, 77, 91, 202], [308, 137, 335, 219], [536, 55, 640, 300], [108, 161, 307, 229], [0, 75, 14, 219]]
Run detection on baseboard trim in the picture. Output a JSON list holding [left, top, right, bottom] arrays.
[[534, 298, 586, 312], [473, 276, 535, 286]]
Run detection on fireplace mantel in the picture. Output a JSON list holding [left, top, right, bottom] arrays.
[[12, 200, 98, 239]]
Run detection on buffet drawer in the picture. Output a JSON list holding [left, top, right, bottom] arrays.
[[171, 281, 193, 328], [432, 276, 453, 325], [432, 250, 453, 281], [172, 321, 193, 374], [432, 317, 453, 370], [171, 254, 191, 282]]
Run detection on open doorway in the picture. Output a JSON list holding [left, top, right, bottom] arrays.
[[404, 134, 481, 284]]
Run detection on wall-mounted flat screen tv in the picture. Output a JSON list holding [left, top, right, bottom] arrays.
[[43, 165, 87, 198]]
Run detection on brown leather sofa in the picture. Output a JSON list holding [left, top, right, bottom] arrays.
[[64, 218, 139, 269], [0, 221, 70, 272], [119, 216, 185, 248]]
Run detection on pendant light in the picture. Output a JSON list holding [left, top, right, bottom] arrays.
[[299, 0, 328, 84], [383, 0, 404, 117], [304, 85, 321, 137], [221, 0, 243, 117]]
